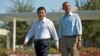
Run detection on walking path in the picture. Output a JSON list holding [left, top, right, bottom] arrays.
[[48, 54, 61, 56], [9, 54, 61, 56]]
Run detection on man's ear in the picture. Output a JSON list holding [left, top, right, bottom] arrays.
[[62, 7, 64, 10]]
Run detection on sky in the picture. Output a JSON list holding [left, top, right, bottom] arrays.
[[0, 0, 76, 13]]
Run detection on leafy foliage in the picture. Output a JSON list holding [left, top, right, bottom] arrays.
[[16, 21, 29, 45], [8, 0, 35, 13], [79, 0, 100, 10], [82, 20, 100, 47], [0, 48, 35, 56], [7, 21, 29, 45], [0, 36, 6, 48]]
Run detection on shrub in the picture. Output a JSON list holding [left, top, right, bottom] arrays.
[[79, 47, 100, 56], [49, 47, 59, 54], [0, 48, 35, 56]]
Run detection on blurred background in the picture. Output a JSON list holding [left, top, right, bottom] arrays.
[[0, 0, 100, 56]]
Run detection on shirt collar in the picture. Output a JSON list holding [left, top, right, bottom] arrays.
[[42, 17, 47, 22], [39, 17, 47, 23], [64, 12, 72, 16]]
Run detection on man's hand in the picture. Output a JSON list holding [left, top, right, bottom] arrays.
[[23, 41, 27, 46], [55, 41, 59, 50], [23, 38, 29, 46], [77, 41, 81, 50], [76, 35, 82, 50]]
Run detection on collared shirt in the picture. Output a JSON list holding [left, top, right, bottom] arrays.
[[25, 17, 58, 43], [58, 12, 82, 39]]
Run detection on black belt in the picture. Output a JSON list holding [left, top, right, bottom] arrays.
[[63, 35, 77, 38], [34, 38, 50, 41]]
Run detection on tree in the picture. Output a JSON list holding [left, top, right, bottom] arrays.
[[8, 0, 35, 13], [7, 21, 30, 45], [82, 20, 100, 47], [78, 0, 100, 10], [6, 0, 35, 46]]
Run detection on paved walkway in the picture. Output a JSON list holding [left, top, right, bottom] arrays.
[[9, 54, 61, 56], [48, 54, 61, 56]]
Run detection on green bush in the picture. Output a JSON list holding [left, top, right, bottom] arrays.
[[0, 48, 35, 56], [0, 48, 58, 56], [49, 47, 59, 54]]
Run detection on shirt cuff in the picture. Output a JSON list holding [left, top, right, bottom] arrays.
[[55, 41, 59, 48], [24, 36, 29, 43]]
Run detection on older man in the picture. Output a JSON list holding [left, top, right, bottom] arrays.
[[59, 1, 82, 56]]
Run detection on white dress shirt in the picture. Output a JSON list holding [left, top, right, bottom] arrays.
[[24, 17, 58, 43]]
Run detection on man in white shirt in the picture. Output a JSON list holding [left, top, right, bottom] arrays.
[[23, 7, 59, 56]]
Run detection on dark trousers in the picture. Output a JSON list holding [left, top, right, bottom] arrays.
[[34, 39, 50, 56]]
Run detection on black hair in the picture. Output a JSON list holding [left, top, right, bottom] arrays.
[[37, 7, 46, 13], [62, 1, 70, 7]]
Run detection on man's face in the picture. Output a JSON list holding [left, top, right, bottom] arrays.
[[63, 3, 71, 14], [37, 10, 46, 20]]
